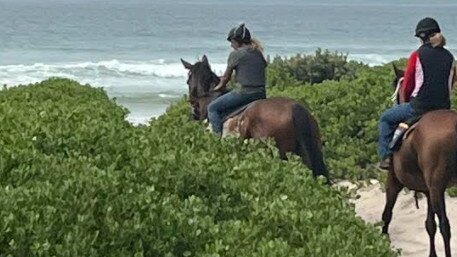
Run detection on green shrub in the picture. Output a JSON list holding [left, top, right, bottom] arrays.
[[269, 65, 393, 179], [267, 49, 366, 88], [0, 78, 398, 256], [269, 59, 456, 180]]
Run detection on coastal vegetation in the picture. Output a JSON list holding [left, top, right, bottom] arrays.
[[0, 50, 421, 256]]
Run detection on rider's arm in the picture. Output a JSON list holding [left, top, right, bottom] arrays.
[[214, 50, 242, 91], [214, 68, 234, 90], [401, 51, 419, 103]]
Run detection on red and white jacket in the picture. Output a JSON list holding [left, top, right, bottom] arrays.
[[402, 43, 455, 113]]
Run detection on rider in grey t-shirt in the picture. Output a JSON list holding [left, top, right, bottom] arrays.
[[227, 45, 267, 93], [207, 23, 267, 134]]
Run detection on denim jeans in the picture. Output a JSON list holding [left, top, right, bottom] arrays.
[[207, 90, 266, 134], [378, 103, 417, 159]]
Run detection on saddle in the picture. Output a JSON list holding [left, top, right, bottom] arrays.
[[222, 101, 257, 122], [389, 115, 421, 151]]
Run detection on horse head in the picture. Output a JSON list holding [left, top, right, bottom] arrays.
[[391, 63, 405, 104], [181, 55, 222, 120]]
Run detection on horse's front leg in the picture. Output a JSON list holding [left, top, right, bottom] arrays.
[[382, 171, 403, 234]]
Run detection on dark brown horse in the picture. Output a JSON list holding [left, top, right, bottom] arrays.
[[382, 64, 457, 257], [180, 55, 329, 180]]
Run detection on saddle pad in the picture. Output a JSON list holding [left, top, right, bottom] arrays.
[[222, 101, 258, 122]]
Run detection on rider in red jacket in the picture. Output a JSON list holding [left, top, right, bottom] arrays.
[[379, 17, 455, 169]]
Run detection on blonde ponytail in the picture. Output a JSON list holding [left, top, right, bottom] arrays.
[[430, 32, 446, 48], [250, 38, 267, 62], [250, 38, 264, 53]]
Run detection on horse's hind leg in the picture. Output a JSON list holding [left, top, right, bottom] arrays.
[[429, 187, 451, 257], [425, 193, 438, 257], [382, 172, 403, 234], [278, 146, 288, 161]]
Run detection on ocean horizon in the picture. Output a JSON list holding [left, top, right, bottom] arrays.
[[1, 0, 457, 123]]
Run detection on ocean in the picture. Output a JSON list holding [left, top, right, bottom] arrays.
[[1, 0, 457, 123]]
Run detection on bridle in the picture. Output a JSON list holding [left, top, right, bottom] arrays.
[[391, 77, 404, 103]]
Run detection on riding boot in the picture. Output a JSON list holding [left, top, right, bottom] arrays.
[[379, 158, 391, 170], [388, 122, 409, 150]]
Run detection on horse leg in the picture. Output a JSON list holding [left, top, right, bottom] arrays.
[[382, 172, 403, 234], [425, 193, 438, 257], [429, 188, 451, 257], [279, 149, 288, 161]]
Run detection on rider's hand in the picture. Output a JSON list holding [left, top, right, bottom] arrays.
[[213, 82, 225, 91]]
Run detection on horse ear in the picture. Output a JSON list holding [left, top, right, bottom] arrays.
[[181, 58, 192, 70], [393, 63, 402, 78], [202, 55, 209, 66]]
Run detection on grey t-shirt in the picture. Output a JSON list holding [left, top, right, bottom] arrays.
[[227, 46, 267, 92]]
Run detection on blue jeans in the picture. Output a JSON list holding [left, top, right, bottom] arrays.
[[378, 103, 417, 159], [207, 90, 266, 134]]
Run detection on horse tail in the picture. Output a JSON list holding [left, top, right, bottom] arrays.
[[291, 103, 329, 182]]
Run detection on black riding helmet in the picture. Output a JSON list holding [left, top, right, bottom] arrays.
[[415, 17, 441, 39], [226, 23, 251, 43]]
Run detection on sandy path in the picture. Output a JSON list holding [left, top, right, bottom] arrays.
[[344, 180, 457, 256]]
